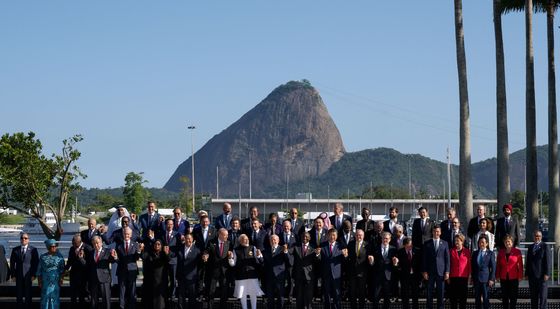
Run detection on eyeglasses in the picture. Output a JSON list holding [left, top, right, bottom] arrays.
[[174, 212, 181, 215], [21, 237, 28, 240]]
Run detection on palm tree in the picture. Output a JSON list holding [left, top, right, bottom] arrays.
[[494, 0, 511, 210], [454, 0, 473, 222]]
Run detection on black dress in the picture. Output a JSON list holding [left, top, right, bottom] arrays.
[[0, 245, 9, 283], [142, 251, 170, 309]]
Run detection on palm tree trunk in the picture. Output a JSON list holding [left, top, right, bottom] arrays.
[[546, 0, 560, 245], [454, 0, 473, 222], [494, 0, 510, 209], [525, 0, 539, 239]]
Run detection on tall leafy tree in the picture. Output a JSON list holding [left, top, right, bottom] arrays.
[[0, 132, 85, 240], [123, 172, 149, 214], [454, 0, 474, 222], [494, 0, 511, 208]]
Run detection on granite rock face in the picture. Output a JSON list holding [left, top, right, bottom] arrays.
[[164, 81, 346, 197]]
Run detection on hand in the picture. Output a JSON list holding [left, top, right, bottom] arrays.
[[148, 230, 155, 239], [139, 243, 145, 252], [202, 253, 209, 262], [163, 245, 170, 255], [488, 280, 494, 287], [78, 249, 84, 258], [256, 249, 262, 257], [283, 244, 288, 253], [422, 272, 428, 281], [159, 215, 165, 222], [315, 248, 321, 255], [180, 235, 185, 243], [130, 213, 137, 221], [32, 276, 36, 282], [99, 225, 106, 234], [392, 256, 399, 265], [544, 275, 550, 281], [227, 251, 233, 259], [342, 248, 348, 257], [444, 272, 449, 281], [368, 255, 374, 264], [111, 249, 117, 259]]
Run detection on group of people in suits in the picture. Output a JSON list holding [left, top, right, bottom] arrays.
[[3, 201, 552, 309]]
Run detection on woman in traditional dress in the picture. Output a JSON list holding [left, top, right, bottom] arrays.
[[142, 239, 170, 309], [36, 239, 65, 309], [228, 234, 264, 309]]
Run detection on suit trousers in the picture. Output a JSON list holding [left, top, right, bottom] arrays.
[[296, 279, 313, 309], [373, 278, 391, 309], [448, 277, 468, 309], [322, 277, 341, 309], [400, 274, 420, 309], [266, 276, 285, 309], [349, 275, 367, 309], [70, 276, 88, 306], [501, 279, 519, 309], [91, 281, 111, 309], [529, 278, 548, 309], [210, 274, 229, 309], [178, 280, 198, 309], [426, 274, 445, 309], [16, 276, 33, 309], [474, 281, 490, 309], [119, 275, 137, 309]]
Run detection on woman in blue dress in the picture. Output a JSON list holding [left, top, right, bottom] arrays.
[[36, 239, 65, 309]]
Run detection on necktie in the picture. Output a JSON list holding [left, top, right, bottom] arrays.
[[167, 233, 171, 243], [317, 231, 321, 244], [337, 217, 341, 229], [175, 219, 179, 230], [185, 247, 189, 257], [303, 245, 307, 255], [22, 247, 26, 256], [435, 239, 439, 251], [285, 234, 289, 244], [383, 247, 387, 259], [253, 231, 256, 243], [408, 250, 412, 262], [478, 251, 484, 266], [149, 214, 153, 224], [330, 244, 333, 254], [96, 251, 100, 262], [203, 229, 208, 242], [292, 220, 296, 232], [421, 220, 425, 230], [356, 242, 361, 256], [273, 246, 277, 253], [219, 242, 224, 256], [90, 229, 94, 238], [125, 242, 129, 254], [506, 219, 510, 230]]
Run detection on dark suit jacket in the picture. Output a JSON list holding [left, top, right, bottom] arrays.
[[228, 229, 242, 248], [240, 217, 256, 235], [80, 228, 101, 246], [318, 242, 345, 281], [526, 242, 549, 280], [293, 243, 315, 281], [193, 226, 217, 251], [383, 220, 407, 235], [176, 246, 202, 283], [346, 240, 371, 277], [422, 239, 450, 277], [309, 228, 328, 249], [412, 218, 434, 249], [439, 219, 453, 238], [372, 245, 397, 281], [442, 227, 465, 247], [396, 247, 421, 279], [471, 249, 496, 283], [288, 218, 306, 239], [338, 230, 355, 248], [106, 228, 140, 246], [139, 212, 161, 240], [279, 232, 297, 249], [169, 218, 190, 235], [356, 219, 375, 235], [248, 228, 266, 250], [9, 245, 39, 280], [329, 214, 352, 231], [65, 243, 92, 283], [214, 213, 232, 231], [86, 249, 115, 284], [494, 217, 520, 248], [263, 246, 294, 281], [115, 241, 141, 279], [206, 239, 232, 278]]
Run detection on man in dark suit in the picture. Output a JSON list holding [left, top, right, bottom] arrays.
[[241, 206, 260, 234], [115, 227, 142, 309], [193, 215, 216, 252], [81, 217, 102, 246], [316, 228, 347, 309], [203, 228, 232, 309], [287, 207, 306, 240], [346, 229, 374, 309], [279, 219, 297, 301], [106, 216, 140, 246], [397, 237, 421, 309], [170, 207, 190, 235], [87, 235, 117, 309], [248, 217, 266, 251], [214, 202, 233, 231], [356, 208, 375, 239], [372, 232, 398, 309], [441, 217, 465, 247], [422, 226, 450, 309], [338, 220, 355, 248], [293, 232, 316, 309], [157, 218, 182, 302], [263, 234, 294, 309], [329, 203, 352, 232], [467, 204, 494, 241], [526, 230, 549, 309], [439, 207, 456, 239], [411, 206, 434, 250], [228, 217, 242, 248], [471, 235, 496, 309], [309, 217, 327, 248], [176, 233, 202, 309], [139, 201, 161, 242], [383, 206, 406, 236], [10, 233, 39, 309], [494, 204, 520, 249], [66, 234, 92, 306]]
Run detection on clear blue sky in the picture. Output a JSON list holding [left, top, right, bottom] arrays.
[[0, 1, 555, 189]]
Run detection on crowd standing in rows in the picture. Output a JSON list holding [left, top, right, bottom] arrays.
[[4, 201, 551, 309]]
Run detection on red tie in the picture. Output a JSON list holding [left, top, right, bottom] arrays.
[[219, 242, 224, 256], [96, 251, 100, 263], [175, 220, 179, 230], [330, 244, 333, 254], [125, 242, 129, 254], [408, 250, 412, 262]]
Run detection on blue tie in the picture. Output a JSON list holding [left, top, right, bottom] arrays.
[[478, 251, 484, 266]]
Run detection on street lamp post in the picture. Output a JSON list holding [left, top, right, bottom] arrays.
[[188, 125, 196, 213]]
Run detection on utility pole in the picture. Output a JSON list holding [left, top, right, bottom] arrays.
[[188, 125, 196, 212]]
